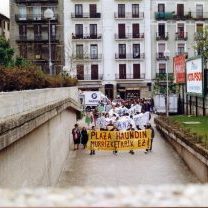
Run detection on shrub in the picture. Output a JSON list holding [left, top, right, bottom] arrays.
[[0, 66, 77, 91]]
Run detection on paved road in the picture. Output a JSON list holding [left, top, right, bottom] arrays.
[[56, 116, 199, 187]]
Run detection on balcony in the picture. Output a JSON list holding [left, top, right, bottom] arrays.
[[115, 33, 144, 40], [155, 11, 208, 21], [72, 33, 102, 40], [156, 32, 169, 41], [175, 52, 188, 58], [175, 32, 188, 41], [155, 73, 174, 81], [115, 53, 145, 60], [73, 54, 102, 61], [114, 12, 144, 19], [15, 0, 58, 3], [156, 53, 169, 61], [16, 35, 59, 43], [77, 74, 103, 81], [15, 14, 58, 22], [71, 13, 101, 19], [115, 73, 145, 80]]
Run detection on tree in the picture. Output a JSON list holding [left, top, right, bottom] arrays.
[[0, 36, 14, 67], [194, 26, 208, 62]]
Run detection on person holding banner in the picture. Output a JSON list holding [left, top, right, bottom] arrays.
[[144, 123, 155, 153], [90, 126, 96, 155], [127, 124, 135, 155]]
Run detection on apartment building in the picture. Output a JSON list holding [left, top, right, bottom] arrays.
[[151, 0, 208, 84], [10, 0, 64, 73], [0, 13, 10, 40], [64, 0, 152, 99]]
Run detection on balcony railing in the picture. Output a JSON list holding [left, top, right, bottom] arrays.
[[175, 52, 188, 58], [15, 14, 58, 22], [156, 32, 169, 40], [114, 12, 144, 19], [72, 33, 102, 40], [115, 33, 144, 40], [73, 54, 102, 61], [71, 13, 101, 19], [16, 0, 58, 3], [115, 53, 145, 60], [175, 32, 188, 41], [16, 35, 58, 42], [155, 73, 174, 81], [156, 53, 169, 61], [77, 74, 103, 81], [155, 11, 208, 21], [115, 73, 145, 80], [194, 32, 206, 40]]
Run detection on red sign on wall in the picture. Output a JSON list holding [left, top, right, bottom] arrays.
[[173, 55, 186, 84]]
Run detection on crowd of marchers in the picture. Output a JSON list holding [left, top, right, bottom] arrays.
[[72, 97, 155, 155]]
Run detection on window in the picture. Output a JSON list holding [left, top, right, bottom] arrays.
[[196, 23, 203, 33], [75, 24, 83, 38], [132, 4, 139, 18], [89, 4, 97, 18], [158, 43, 165, 57], [75, 4, 83, 17], [177, 23, 184, 37], [119, 64, 126, 79], [178, 43, 185, 54], [133, 44, 140, 58], [19, 24, 27, 40], [51, 25, 56, 39], [19, 44, 27, 58], [159, 63, 166, 74], [77, 65, 84, 80], [118, 44, 126, 58], [132, 24, 139, 38], [196, 4, 203, 18], [32, 6, 41, 20], [118, 24, 125, 38], [34, 25, 41, 40], [90, 44, 98, 59], [34, 44, 41, 59], [177, 4, 184, 17], [158, 4, 165, 12], [91, 65, 98, 80], [19, 6, 26, 20], [118, 4, 125, 18], [90, 24, 97, 38], [158, 23, 165, 36], [76, 45, 83, 58], [133, 64, 140, 79]]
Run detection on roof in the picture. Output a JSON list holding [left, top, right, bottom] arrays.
[[0, 13, 10, 21]]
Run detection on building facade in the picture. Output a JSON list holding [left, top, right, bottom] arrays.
[[151, 0, 208, 89], [0, 13, 10, 40], [64, 0, 152, 99], [10, 0, 64, 73]]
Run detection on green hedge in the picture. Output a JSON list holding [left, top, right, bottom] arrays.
[[0, 66, 77, 91]]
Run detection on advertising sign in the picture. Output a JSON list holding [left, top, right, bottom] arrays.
[[84, 91, 101, 106], [186, 57, 203, 95], [173, 55, 186, 83]]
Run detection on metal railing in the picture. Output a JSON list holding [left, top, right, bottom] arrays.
[[175, 32, 188, 40], [175, 52, 188, 58], [15, 14, 58, 22], [72, 33, 102, 40], [115, 73, 145, 80], [115, 33, 144, 39], [115, 53, 145, 60], [77, 74, 103, 80], [17, 35, 58, 42], [156, 53, 169, 61], [71, 13, 101, 18], [155, 73, 174, 80], [156, 32, 169, 40], [16, 0, 58, 3], [114, 12, 144, 19], [73, 54, 102, 60]]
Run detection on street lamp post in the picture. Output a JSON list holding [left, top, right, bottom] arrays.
[[44, 9, 54, 75], [164, 49, 170, 117]]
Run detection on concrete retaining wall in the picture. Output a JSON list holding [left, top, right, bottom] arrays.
[[155, 117, 208, 182], [0, 87, 81, 188]]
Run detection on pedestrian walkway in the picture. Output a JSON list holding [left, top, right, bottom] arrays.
[[56, 116, 199, 187]]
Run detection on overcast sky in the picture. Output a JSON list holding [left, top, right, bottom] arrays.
[[0, 0, 10, 18]]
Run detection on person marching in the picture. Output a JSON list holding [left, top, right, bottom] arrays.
[[127, 124, 135, 155], [81, 127, 88, 149], [144, 123, 155, 153], [90, 126, 96, 155], [72, 124, 81, 150]]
